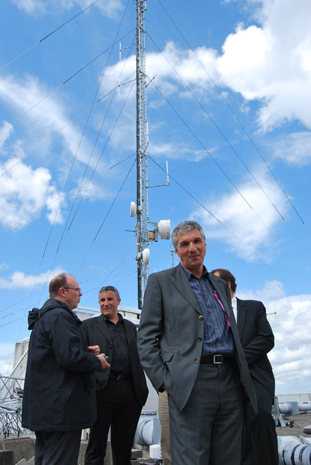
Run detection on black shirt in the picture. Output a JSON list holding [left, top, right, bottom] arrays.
[[105, 313, 132, 376]]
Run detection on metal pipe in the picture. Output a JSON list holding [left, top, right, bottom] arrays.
[[298, 403, 311, 411], [134, 415, 161, 446], [278, 436, 311, 465], [278, 401, 311, 415], [278, 403, 293, 414]]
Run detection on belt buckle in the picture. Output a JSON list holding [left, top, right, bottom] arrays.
[[213, 354, 223, 364]]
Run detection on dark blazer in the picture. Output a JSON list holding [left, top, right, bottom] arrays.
[[137, 264, 257, 412], [82, 314, 148, 407], [236, 298, 275, 403]]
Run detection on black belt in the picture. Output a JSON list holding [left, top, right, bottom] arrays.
[[200, 354, 233, 364], [109, 372, 132, 380]]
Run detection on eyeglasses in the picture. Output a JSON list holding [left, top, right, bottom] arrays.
[[99, 286, 118, 293], [63, 287, 82, 292]]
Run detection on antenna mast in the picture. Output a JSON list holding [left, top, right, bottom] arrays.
[[131, 0, 170, 309], [136, 0, 149, 309]]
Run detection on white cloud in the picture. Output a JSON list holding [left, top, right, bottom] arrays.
[[0, 352, 14, 375], [0, 74, 113, 227], [101, 41, 218, 103], [217, 23, 272, 98], [11, 0, 45, 14], [145, 42, 218, 97], [267, 294, 311, 395], [97, 42, 220, 157], [91, 0, 123, 18], [0, 122, 14, 150], [217, 0, 311, 132], [236, 280, 311, 395], [0, 264, 9, 272], [0, 343, 16, 356], [238, 279, 286, 302], [11, 0, 123, 17], [0, 75, 106, 172], [72, 177, 108, 201], [0, 157, 64, 229], [102, 0, 311, 138], [0, 267, 64, 290], [149, 140, 209, 162], [273, 132, 311, 166], [0, 344, 15, 375], [192, 169, 288, 260]]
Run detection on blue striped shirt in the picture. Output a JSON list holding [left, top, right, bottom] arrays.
[[183, 266, 234, 357]]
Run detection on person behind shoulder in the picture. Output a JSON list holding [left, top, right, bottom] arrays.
[[82, 286, 148, 465], [137, 220, 257, 465], [211, 268, 278, 465], [22, 273, 109, 465]]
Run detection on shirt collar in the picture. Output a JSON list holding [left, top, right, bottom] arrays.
[[103, 312, 123, 323], [182, 264, 208, 280]]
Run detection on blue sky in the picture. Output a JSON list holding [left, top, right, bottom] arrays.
[[0, 0, 311, 396]]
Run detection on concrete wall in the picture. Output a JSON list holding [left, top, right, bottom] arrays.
[[0, 437, 35, 465], [0, 437, 147, 465], [0, 437, 113, 465], [277, 393, 311, 403]]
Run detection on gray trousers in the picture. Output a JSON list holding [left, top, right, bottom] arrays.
[[168, 361, 244, 465]]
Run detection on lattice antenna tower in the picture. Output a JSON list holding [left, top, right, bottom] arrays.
[[131, 0, 170, 309], [135, 0, 149, 308]]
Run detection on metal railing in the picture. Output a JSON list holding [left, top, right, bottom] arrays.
[[0, 375, 28, 436]]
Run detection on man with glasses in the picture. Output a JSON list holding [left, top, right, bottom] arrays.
[[82, 286, 148, 465], [22, 273, 110, 465]]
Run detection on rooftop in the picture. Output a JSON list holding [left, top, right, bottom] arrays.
[[276, 412, 311, 437]]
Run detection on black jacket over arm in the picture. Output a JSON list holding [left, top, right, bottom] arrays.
[[237, 298, 275, 402]]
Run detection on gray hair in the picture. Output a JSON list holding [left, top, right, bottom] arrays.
[[171, 221, 206, 249], [99, 286, 120, 300]]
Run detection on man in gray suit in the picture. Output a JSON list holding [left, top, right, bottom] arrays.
[[137, 221, 257, 465], [211, 268, 278, 465]]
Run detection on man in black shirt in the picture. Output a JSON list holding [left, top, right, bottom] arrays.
[[82, 286, 148, 465]]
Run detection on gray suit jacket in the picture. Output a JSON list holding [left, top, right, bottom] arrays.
[[137, 264, 257, 412], [237, 298, 275, 403]]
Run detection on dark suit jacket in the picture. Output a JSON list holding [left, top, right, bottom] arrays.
[[82, 314, 148, 407], [137, 264, 257, 412], [237, 298, 275, 403]]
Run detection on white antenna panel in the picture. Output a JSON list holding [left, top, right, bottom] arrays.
[[158, 220, 170, 240], [130, 202, 137, 217], [142, 248, 150, 265]]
